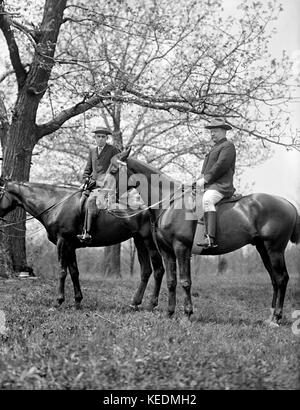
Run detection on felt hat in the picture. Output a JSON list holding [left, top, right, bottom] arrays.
[[92, 127, 112, 135], [204, 118, 232, 130]]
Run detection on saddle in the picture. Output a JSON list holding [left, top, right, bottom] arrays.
[[79, 187, 146, 217], [217, 193, 243, 205], [191, 190, 243, 222]]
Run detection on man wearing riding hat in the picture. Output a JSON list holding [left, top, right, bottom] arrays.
[[196, 118, 236, 248], [77, 127, 120, 244]]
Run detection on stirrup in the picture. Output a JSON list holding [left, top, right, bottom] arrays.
[[77, 232, 92, 243], [197, 234, 217, 248]]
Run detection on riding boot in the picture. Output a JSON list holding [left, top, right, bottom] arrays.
[[197, 211, 218, 248], [77, 197, 95, 243]]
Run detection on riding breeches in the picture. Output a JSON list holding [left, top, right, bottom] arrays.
[[202, 189, 224, 212]]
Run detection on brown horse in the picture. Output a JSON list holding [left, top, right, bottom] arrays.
[[0, 179, 164, 309], [103, 148, 300, 325]]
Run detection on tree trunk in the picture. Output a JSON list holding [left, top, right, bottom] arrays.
[[1, 89, 37, 272], [104, 244, 121, 277], [0, 232, 14, 278], [0, 0, 67, 274], [217, 255, 228, 275], [102, 123, 123, 277]]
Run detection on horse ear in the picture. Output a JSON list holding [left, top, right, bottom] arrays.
[[121, 146, 131, 160]]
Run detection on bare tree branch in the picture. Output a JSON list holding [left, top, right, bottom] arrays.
[[0, 1, 27, 88], [36, 89, 113, 139]]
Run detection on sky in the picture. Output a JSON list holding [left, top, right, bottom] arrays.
[[224, 0, 300, 208]]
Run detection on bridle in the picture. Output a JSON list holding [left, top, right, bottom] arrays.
[[0, 182, 82, 228], [103, 159, 190, 221]]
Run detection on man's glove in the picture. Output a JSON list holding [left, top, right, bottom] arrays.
[[80, 177, 90, 190], [197, 177, 205, 187], [192, 178, 205, 191]]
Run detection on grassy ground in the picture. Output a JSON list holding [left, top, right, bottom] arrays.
[[0, 269, 299, 390]]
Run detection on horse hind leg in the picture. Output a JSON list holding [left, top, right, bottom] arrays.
[[174, 241, 193, 317], [56, 238, 68, 307], [56, 238, 83, 309], [143, 235, 165, 310], [130, 235, 153, 309], [256, 240, 289, 325], [268, 250, 289, 325]]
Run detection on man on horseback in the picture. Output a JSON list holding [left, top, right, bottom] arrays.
[[196, 118, 236, 248], [77, 127, 120, 244]]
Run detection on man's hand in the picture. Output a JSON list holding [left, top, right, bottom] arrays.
[[80, 177, 90, 190], [197, 177, 205, 187]]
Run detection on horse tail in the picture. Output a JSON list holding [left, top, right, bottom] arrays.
[[291, 211, 300, 245]]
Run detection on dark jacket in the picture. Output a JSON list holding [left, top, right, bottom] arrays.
[[82, 143, 120, 184], [201, 138, 236, 197]]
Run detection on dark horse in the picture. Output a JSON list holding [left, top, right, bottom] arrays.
[[103, 148, 300, 325], [0, 179, 164, 309]]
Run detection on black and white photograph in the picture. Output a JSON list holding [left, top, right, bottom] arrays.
[[0, 0, 299, 393]]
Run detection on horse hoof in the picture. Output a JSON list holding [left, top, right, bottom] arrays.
[[269, 321, 280, 328], [129, 304, 139, 311], [75, 303, 82, 310], [184, 310, 193, 318], [146, 303, 157, 312]]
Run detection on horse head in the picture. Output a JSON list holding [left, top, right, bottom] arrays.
[[103, 147, 137, 198], [106, 147, 131, 175], [0, 180, 17, 217]]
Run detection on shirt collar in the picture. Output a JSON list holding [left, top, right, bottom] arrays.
[[97, 143, 108, 155], [213, 137, 227, 147]]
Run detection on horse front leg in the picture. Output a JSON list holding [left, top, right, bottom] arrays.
[[56, 238, 68, 307], [174, 241, 193, 317]]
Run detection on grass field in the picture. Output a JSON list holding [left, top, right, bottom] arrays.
[[0, 268, 299, 390]]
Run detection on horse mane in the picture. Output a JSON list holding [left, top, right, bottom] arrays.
[[20, 181, 76, 192], [127, 157, 180, 185], [5, 181, 78, 202]]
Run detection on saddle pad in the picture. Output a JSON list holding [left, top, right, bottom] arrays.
[[217, 193, 243, 205]]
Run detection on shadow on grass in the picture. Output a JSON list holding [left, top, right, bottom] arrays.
[[190, 312, 292, 327]]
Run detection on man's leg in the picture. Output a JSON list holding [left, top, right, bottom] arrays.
[[77, 193, 96, 243], [197, 190, 224, 248], [85, 196, 97, 238]]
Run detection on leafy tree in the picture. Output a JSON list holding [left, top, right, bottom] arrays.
[[0, 0, 298, 275]]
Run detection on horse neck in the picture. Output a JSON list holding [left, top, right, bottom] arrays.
[[7, 182, 62, 220], [127, 158, 181, 208]]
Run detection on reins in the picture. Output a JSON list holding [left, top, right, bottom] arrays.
[[104, 158, 194, 222], [105, 185, 192, 223]]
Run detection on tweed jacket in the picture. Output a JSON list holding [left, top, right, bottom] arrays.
[[82, 143, 120, 185], [201, 138, 236, 197]]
